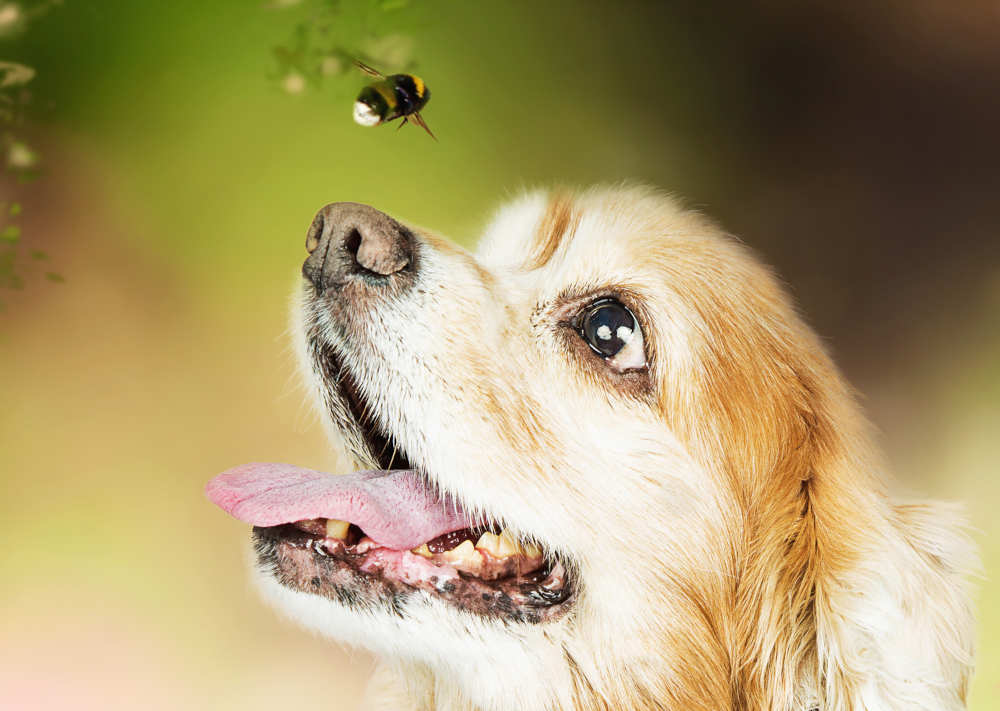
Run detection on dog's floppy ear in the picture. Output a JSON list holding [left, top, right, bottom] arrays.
[[729, 340, 977, 711], [809, 494, 976, 711], [664, 238, 978, 710]]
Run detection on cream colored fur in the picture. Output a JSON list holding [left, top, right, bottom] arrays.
[[264, 186, 976, 711]]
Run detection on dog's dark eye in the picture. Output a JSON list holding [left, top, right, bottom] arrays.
[[578, 300, 646, 370], [581, 301, 634, 356]]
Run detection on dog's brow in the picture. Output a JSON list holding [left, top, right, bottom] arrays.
[[525, 193, 579, 270]]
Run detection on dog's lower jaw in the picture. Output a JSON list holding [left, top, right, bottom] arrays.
[[254, 555, 736, 711], [252, 562, 579, 711]]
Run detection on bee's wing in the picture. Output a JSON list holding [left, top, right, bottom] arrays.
[[354, 60, 385, 78], [411, 111, 437, 141]]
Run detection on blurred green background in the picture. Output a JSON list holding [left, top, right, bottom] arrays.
[[1, 1, 998, 708]]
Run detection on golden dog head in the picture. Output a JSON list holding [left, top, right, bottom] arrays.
[[210, 186, 976, 711]]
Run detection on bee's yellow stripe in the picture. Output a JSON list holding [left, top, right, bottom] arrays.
[[412, 75, 425, 98], [375, 82, 396, 108]]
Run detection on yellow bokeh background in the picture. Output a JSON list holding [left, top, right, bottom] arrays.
[[2, 1, 998, 708]]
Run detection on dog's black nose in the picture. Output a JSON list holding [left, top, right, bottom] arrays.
[[303, 202, 413, 293]]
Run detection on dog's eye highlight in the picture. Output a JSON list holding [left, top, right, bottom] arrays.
[[579, 300, 647, 371]]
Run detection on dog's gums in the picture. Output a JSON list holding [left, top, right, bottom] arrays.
[[252, 522, 571, 623]]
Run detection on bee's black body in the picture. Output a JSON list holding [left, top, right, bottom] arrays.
[[353, 62, 435, 139], [388, 74, 430, 119]]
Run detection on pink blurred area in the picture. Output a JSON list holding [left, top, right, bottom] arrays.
[[1, 587, 367, 711]]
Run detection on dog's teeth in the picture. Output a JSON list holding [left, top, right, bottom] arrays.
[[496, 530, 522, 558], [411, 543, 433, 558], [441, 539, 478, 564], [475, 532, 501, 556], [478, 530, 543, 560], [325, 518, 350, 540]]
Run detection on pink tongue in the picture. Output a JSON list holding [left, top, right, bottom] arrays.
[[205, 463, 473, 551]]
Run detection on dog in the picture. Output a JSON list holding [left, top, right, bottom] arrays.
[[207, 186, 976, 711]]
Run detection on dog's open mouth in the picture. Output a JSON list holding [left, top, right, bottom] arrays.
[[206, 465, 571, 622], [206, 358, 573, 623]]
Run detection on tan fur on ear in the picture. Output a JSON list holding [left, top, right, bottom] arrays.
[[649, 230, 977, 710], [727, 347, 873, 711]]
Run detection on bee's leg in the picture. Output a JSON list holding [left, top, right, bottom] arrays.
[[396, 117, 409, 131], [411, 112, 437, 141]]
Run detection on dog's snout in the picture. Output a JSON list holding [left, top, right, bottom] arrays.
[[303, 202, 413, 293]]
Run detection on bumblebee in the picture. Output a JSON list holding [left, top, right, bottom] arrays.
[[352, 61, 435, 139]]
